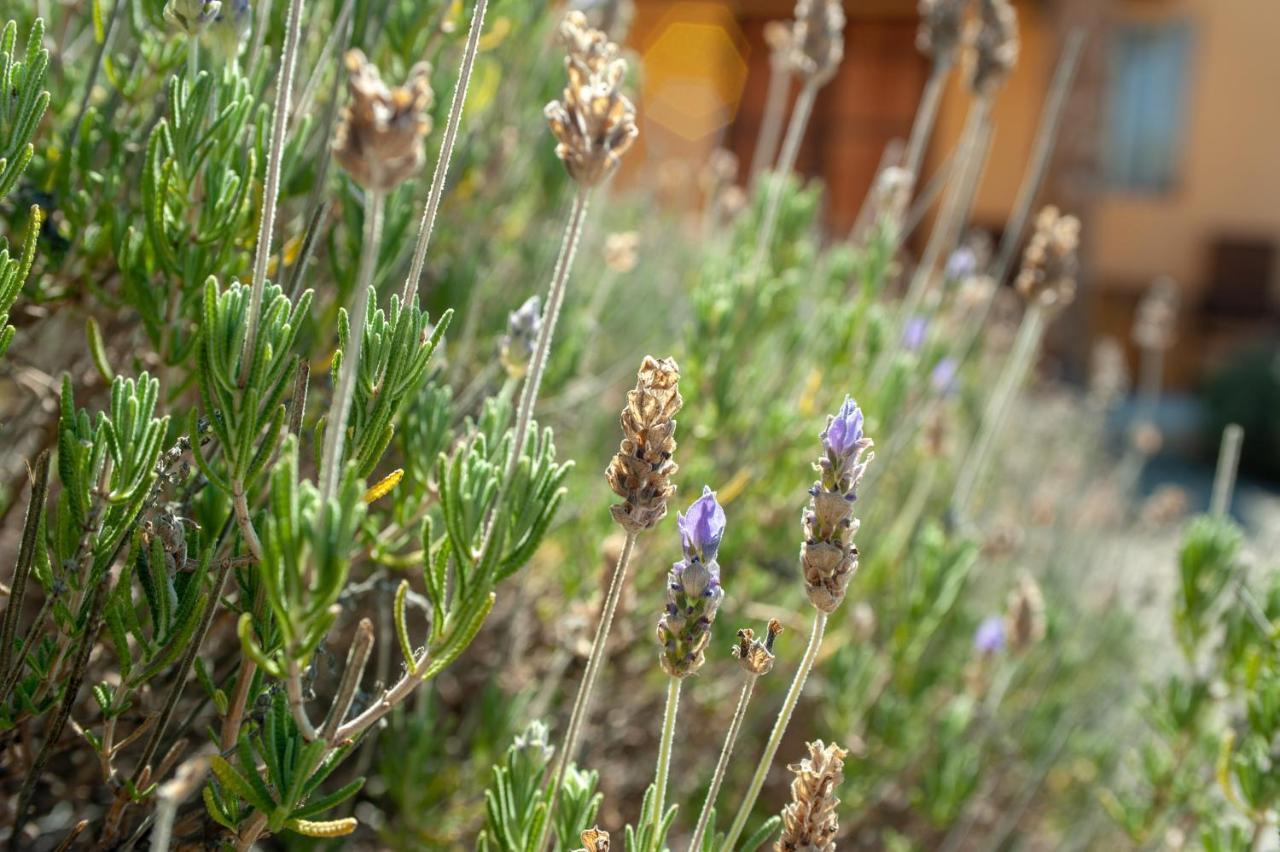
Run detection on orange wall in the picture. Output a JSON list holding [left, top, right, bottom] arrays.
[[1092, 0, 1280, 301]]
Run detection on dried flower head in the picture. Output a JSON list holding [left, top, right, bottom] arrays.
[[1005, 574, 1046, 651], [776, 740, 849, 852], [1133, 276, 1179, 352], [802, 397, 874, 612], [658, 486, 726, 678], [606, 356, 682, 531], [499, 296, 543, 380], [917, 0, 968, 62], [970, 0, 1019, 94], [545, 14, 639, 187], [1088, 337, 1130, 409], [576, 826, 610, 852], [559, 10, 619, 70], [1014, 206, 1080, 311], [765, 19, 795, 70], [570, 0, 636, 43], [734, 618, 782, 675], [788, 0, 846, 85], [332, 50, 433, 192], [603, 231, 639, 273]]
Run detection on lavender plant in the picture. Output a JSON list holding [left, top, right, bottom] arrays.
[[0, 1, 1267, 850]]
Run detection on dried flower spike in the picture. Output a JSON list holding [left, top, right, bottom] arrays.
[[499, 295, 543, 379], [917, 0, 968, 62], [606, 356, 682, 532], [1014, 206, 1080, 311], [733, 618, 782, 676], [1005, 573, 1046, 651], [559, 10, 619, 70], [657, 486, 726, 678], [545, 13, 639, 187], [776, 740, 849, 852], [801, 396, 874, 612], [576, 826, 610, 852], [788, 0, 846, 84], [332, 50, 433, 192], [970, 0, 1019, 94], [1132, 276, 1179, 352]]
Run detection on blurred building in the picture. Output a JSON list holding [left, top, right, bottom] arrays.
[[626, 0, 1280, 389]]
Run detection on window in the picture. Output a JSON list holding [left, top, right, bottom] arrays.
[[1104, 21, 1194, 193]]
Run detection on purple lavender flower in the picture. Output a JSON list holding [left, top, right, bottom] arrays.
[[902, 316, 928, 352], [974, 616, 1006, 655], [677, 485, 725, 563], [499, 296, 543, 378], [946, 246, 978, 281], [658, 487, 727, 678], [930, 357, 959, 394], [821, 396, 865, 460]]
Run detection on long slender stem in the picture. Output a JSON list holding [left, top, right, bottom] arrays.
[[722, 610, 828, 852], [401, 0, 490, 304], [318, 189, 384, 502], [749, 61, 792, 186], [900, 58, 952, 184], [320, 618, 375, 740], [10, 578, 110, 850], [0, 451, 49, 688], [286, 657, 318, 740], [538, 529, 638, 851], [882, 95, 993, 372], [651, 677, 682, 847], [753, 80, 818, 273], [951, 304, 1047, 518], [480, 189, 590, 559], [240, 0, 306, 387], [1210, 424, 1244, 519], [689, 675, 757, 851]]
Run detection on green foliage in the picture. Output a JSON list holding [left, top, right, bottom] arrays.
[[476, 721, 602, 852], [244, 437, 366, 676], [194, 279, 310, 494], [204, 691, 364, 837], [326, 295, 451, 478], [0, 19, 49, 200]]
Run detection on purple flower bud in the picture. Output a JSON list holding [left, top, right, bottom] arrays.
[[821, 396, 865, 461], [677, 485, 726, 563], [931, 357, 958, 394], [902, 316, 928, 352], [974, 616, 1005, 655], [946, 246, 978, 281]]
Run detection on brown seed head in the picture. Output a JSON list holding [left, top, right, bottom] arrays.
[[917, 0, 968, 62], [733, 619, 782, 675], [1014, 206, 1080, 311], [969, 0, 1019, 94], [606, 356, 682, 532], [788, 0, 845, 85], [776, 740, 849, 852], [576, 826, 610, 852], [545, 14, 639, 187], [558, 10, 619, 72], [1005, 573, 1046, 652], [332, 50, 433, 192]]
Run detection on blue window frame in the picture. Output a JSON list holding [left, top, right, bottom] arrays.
[[1104, 21, 1194, 193]]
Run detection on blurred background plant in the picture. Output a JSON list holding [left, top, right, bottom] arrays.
[[0, 0, 1275, 850]]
